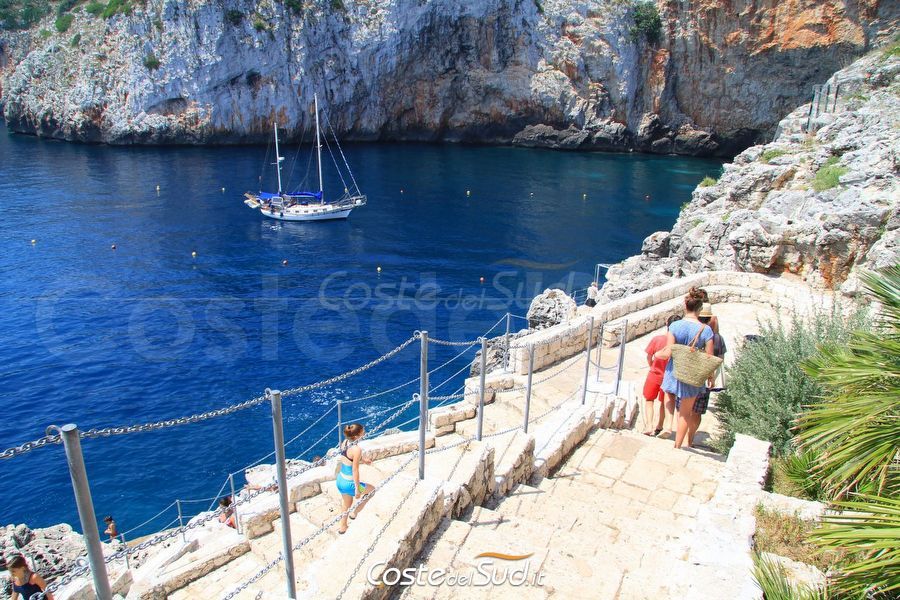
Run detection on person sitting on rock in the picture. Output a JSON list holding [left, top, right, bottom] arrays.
[[103, 515, 118, 541], [585, 282, 599, 307], [218, 496, 236, 529], [336, 423, 376, 535], [6, 553, 53, 600]]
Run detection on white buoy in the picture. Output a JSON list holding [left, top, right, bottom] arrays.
[[191, 251, 197, 258], [221, 187, 226, 193], [111, 244, 117, 250], [156, 184, 160, 192], [377, 266, 382, 273], [282, 259, 289, 267], [479, 276, 484, 284], [400, 189, 404, 194], [30, 239, 36, 245], [583, 193, 587, 199], [466, 190, 471, 197]]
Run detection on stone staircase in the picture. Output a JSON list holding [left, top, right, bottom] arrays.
[[397, 429, 729, 599]]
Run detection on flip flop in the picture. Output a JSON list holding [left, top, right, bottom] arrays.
[[656, 430, 673, 439], [349, 513, 356, 520], [654, 428, 663, 436], [338, 527, 347, 535]]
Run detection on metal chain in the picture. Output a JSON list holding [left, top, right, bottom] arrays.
[[281, 335, 418, 397], [426, 336, 481, 347], [225, 453, 419, 600], [0, 435, 60, 460]]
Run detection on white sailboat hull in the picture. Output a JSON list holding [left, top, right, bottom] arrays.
[[260, 206, 353, 221]]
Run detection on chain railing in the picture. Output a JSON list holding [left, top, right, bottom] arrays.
[[15, 309, 609, 600]]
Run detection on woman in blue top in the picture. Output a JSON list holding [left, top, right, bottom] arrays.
[[336, 423, 376, 534], [653, 288, 715, 449], [7, 553, 53, 600]]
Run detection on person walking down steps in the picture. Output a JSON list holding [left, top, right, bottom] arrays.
[[6, 553, 53, 600], [585, 282, 599, 307], [336, 423, 377, 534]]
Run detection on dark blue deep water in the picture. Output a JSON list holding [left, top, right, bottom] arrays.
[[0, 129, 721, 535]]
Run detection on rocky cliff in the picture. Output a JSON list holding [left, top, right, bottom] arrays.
[[0, 0, 897, 154], [600, 45, 899, 300]]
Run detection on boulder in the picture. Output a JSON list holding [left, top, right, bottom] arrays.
[[526, 289, 576, 330]]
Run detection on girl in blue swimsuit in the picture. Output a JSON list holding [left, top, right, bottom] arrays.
[[336, 423, 376, 534], [7, 553, 53, 600]]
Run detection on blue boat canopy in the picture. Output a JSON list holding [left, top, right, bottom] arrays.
[[258, 191, 324, 200]]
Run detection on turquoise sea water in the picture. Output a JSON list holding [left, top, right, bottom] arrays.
[[0, 129, 722, 535]]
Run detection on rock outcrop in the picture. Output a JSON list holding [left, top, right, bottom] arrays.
[[1, 523, 86, 600], [0, 0, 896, 153], [600, 46, 899, 300], [526, 288, 576, 329]]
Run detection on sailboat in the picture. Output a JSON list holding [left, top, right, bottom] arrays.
[[243, 94, 366, 221]]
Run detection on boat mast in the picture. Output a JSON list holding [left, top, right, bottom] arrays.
[[274, 121, 284, 194], [314, 93, 324, 204]]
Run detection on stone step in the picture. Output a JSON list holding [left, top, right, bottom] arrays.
[[294, 473, 445, 599]]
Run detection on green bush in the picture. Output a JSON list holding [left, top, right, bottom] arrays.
[[775, 450, 828, 501], [630, 0, 661, 44], [56, 0, 80, 17], [143, 51, 160, 70], [713, 305, 867, 456], [69, 31, 80, 46], [698, 175, 717, 187], [284, 0, 303, 14], [84, 1, 104, 15], [533, 0, 544, 14], [330, 0, 344, 10], [252, 15, 266, 31], [225, 9, 243, 25], [813, 156, 848, 191], [39, 26, 51, 37], [100, 0, 131, 18], [54, 12, 73, 31], [761, 148, 789, 164], [1, 0, 51, 30], [752, 553, 826, 600]]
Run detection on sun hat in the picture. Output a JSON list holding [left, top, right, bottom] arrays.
[[699, 303, 714, 318]]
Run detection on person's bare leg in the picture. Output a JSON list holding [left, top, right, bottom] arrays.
[[339, 494, 352, 533], [351, 484, 377, 518], [643, 400, 656, 434], [656, 396, 666, 431], [660, 392, 677, 436], [675, 397, 696, 449], [688, 413, 701, 447]]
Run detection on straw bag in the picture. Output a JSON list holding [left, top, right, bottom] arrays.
[[670, 324, 723, 388]]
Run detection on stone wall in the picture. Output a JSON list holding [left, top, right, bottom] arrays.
[[506, 271, 834, 375]]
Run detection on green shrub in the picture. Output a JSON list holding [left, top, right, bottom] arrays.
[[54, 12, 73, 31], [774, 451, 828, 501], [630, 0, 661, 44], [225, 9, 243, 25], [100, 0, 131, 18], [143, 51, 160, 70], [761, 148, 789, 164], [69, 31, 80, 46], [39, 27, 51, 37], [1, 0, 52, 30], [153, 17, 161, 29], [752, 553, 826, 600], [698, 175, 717, 187], [813, 156, 848, 191], [84, 1, 104, 16], [252, 15, 266, 30], [533, 0, 544, 14], [330, 0, 344, 10], [284, 0, 303, 14], [713, 305, 867, 456], [56, 0, 80, 17]]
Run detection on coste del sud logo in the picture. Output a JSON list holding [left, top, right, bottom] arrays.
[[368, 551, 546, 588]]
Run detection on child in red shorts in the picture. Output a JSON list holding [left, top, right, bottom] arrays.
[[642, 314, 680, 436]]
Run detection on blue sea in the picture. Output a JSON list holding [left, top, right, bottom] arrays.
[[0, 129, 721, 536]]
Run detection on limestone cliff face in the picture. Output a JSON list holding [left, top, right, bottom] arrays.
[[600, 47, 899, 300], [0, 0, 896, 153]]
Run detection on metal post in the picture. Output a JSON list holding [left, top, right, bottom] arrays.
[[229, 473, 240, 535], [418, 331, 429, 480], [176, 499, 185, 542], [614, 320, 628, 396], [832, 83, 841, 112], [581, 317, 595, 405], [477, 337, 487, 441], [57, 424, 113, 600], [336, 399, 343, 446], [267, 389, 297, 599], [815, 85, 824, 116], [595, 321, 606, 382], [523, 345, 535, 433], [120, 534, 130, 570], [594, 263, 601, 286], [503, 313, 511, 372]]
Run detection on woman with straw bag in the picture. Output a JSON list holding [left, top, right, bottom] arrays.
[[652, 288, 719, 449]]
